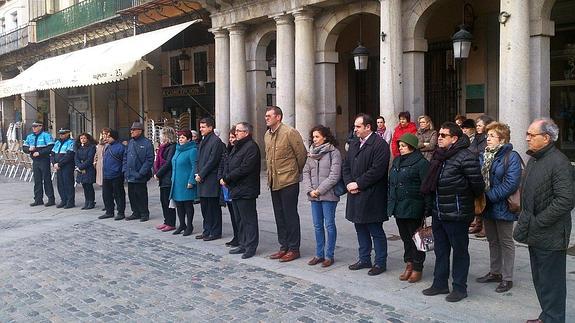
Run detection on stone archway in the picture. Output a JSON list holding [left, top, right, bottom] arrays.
[[314, 1, 380, 140], [245, 22, 276, 146]]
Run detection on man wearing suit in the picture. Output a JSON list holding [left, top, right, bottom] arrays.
[[342, 113, 390, 276], [195, 117, 225, 241]]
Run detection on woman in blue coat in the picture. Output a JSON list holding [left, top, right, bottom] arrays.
[[477, 122, 522, 293], [75, 133, 97, 210], [170, 130, 198, 236]]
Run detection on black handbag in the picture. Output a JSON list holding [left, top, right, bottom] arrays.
[[334, 178, 347, 197]]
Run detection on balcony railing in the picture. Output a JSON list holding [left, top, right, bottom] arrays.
[[36, 0, 135, 42], [0, 24, 30, 56]]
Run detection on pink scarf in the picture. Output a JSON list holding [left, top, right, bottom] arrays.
[[154, 143, 169, 173]]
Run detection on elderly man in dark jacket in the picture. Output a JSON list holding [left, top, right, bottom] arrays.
[[342, 114, 390, 276], [123, 122, 154, 222], [420, 122, 484, 302], [195, 117, 225, 241], [514, 118, 574, 323], [221, 122, 261, 259], [99, 130, 126, 220]]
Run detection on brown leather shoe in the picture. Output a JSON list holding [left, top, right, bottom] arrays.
[[408, 271, 422, 283], [269, 250, 287, 260], [399, 262, 413, 281], [321, 258, 334, 267], [307, 257, 324, 266], [279, 251, 300, 262]]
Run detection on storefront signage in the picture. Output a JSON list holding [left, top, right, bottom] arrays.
[[163, 85, 207, 98]]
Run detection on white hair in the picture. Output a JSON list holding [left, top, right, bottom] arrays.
[[534, 118, 559, 142]]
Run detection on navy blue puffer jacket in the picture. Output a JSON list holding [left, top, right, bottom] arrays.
[[480, 143, 522, 222]]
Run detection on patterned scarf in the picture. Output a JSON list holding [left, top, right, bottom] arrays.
[[481, 144, 503, 191], [308, 143, 333, 160]]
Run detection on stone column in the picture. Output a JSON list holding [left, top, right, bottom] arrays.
[[530, 19, 554, 118], [403, 37, 427, 121], [315, 51, 338, 132], [212, 28, 231, 132], [293, 8, 315, 139], [499, 0, 530, 156], [228, 24, 249, 125], [380, 0, 403, 130], [21, 92, 39, 132], [273, 14, 295, 127]]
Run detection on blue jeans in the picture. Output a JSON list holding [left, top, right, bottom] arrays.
[[354, 222, 387, 267], [310, 201, 338, 259]]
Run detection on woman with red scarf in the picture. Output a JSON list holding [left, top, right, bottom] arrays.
[[391, 111, 417, 157], [154, 127, 178, 232]]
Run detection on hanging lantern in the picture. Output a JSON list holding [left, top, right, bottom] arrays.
[[352, 43, 369, 71], [452, 25, 473, 59], [178, 49, 191, 71], [269, 57, 277, 79]]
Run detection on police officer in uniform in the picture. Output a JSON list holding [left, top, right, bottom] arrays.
[[23, 121, 56, 207], [52, 128, 76, 209]]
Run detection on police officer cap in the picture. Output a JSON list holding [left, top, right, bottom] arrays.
[[32, 121, 43, 127], [58, 128, 71, 134]]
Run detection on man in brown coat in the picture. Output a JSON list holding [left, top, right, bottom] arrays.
[[264, 106, 308, 262]]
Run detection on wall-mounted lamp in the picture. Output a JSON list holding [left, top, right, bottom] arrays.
[[178, 49, 191, 72], [498, 11, 511, 25], [268, 57, 277, 79], [381, 32, 387, 42]]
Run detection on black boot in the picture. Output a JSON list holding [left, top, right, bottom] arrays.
[[173, 210, 186, 235], [81, 201, 88, 210], [44, 198, 55, 207], [173, 225, 186, 235], [85, 201, 95, 210], [183, 212, 194, 236]]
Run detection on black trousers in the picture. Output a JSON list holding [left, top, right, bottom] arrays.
[[232, 199, 259, 253], [227, 201, 239, 242], [270, 183, 301, 251], [82, 183, 95, 203], [200, 197, 222, 237], [529, 246, 567, 323], [32, 158, 54, 202], [160, 187, 176, 226], [56, 166, 75, 206], [396, 218, 426, 272], [176, 200, 195, 229], [128, 182, 149, 218], [432, 216, 471, 293], [102, 176, 125, 215]]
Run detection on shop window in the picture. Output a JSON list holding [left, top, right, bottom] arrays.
[[170, 56, 182, 86], [193, 51, 207, 83]]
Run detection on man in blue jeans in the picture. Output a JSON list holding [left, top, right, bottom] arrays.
[[420, 122, 484, 302], [342, 114, 390, 276]]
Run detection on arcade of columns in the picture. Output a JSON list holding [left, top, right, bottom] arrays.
[[208, 0, 556, 156]]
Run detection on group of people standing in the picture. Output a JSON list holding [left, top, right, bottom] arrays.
[[23, 107, 573, 323]]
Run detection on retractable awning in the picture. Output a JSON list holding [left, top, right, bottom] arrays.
[[0, 20, 198, 99]]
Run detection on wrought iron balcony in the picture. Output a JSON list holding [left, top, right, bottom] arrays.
[[0, 24, 30, 56], [35, 0, 135, 42]]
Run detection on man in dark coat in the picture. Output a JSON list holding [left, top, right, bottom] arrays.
[[420, 122, 484, 302], [221, 122, 261, 259], [52, 128, 76, 209], [123, 122, 154, 222], [342, 113, 390, 276], [195, 117, 225, 241], [100, 130, 126, 220], [514, 118, 574, 323]]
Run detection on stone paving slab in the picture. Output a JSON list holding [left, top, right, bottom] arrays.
[[0, 222, 437, 323]]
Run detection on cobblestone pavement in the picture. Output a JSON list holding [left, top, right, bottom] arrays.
[[0, 175, 574, 322], [0, 222, 434, 323]]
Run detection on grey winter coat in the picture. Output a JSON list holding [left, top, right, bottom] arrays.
[[513, 143, 574, 250], [416, 128, 438, 161], [302, 145, 342, 202]]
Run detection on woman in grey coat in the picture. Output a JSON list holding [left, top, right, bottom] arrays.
[[302, 125, 342, 268]]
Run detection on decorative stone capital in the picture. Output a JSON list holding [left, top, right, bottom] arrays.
[[226, 24, 247, 36], [530, 18, 555, 37], [209, 28, 229, 38], [270, 13, 294, 25], [403, 37, 428, 53], [291, 7, 317, 21], [315, 51, 339, 64]]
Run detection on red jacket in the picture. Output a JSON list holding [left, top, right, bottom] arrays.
[[391, 122, 417, 157]]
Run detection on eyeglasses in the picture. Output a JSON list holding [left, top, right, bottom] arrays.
[[438, 133, 452, 138], [526, 132, 545, 138]]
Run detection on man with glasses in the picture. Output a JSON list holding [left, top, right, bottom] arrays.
[[514, 118, 574, 323], [220, 122, 261, 259], [123, 122, 154, 222], [23, 121, 56, 207], [420, 121, 484, 302]]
